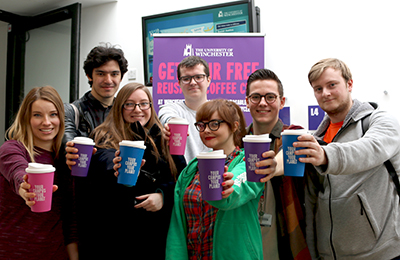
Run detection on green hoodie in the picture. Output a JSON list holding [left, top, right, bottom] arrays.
[[166, 150, 264, 259]]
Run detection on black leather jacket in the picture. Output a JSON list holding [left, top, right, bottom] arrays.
[[63, 91, 112, 144]]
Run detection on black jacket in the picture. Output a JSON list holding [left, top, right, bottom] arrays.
[[76, 122, 186, 260], [63, 91, 112, 144]]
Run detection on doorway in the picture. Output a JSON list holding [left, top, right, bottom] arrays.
[[0, 3, 81, 134]]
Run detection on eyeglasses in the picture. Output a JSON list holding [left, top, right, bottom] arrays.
[[123, 102, 151, 111], [179, 74, 207, 84], [248, 93, 278, 104], [194, 119, 225, 132]]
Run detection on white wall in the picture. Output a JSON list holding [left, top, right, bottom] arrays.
[[80, 0, 400, 128]]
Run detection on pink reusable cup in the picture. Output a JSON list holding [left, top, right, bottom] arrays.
[[243, 134, 272, 182], [197, 150, 226, 201], [71, 137, 95, 177], [25, 163, 55, 213], [168, 118, 189, 155]]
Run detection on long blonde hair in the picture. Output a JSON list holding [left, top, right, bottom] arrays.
[[91, 83, 177, 177], [6, 86, 65, 162]]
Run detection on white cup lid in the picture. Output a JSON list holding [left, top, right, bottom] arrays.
[[73, 137, 95, 145], [119, 140, 146, 149], [168, 117, 189, 125], [197, 149, 226, 159], [243, 134, 271, 143], [25, 163, 55, 173], [281, 129, 308, 135]]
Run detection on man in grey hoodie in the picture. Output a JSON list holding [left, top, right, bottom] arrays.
[[294, 58, 400, 260]]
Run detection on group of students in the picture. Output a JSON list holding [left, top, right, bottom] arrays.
[[1, 43, 400, 260]]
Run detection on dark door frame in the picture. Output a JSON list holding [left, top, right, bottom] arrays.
[[0, 3, 81, 129]]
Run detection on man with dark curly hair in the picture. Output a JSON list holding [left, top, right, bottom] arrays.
[[64, 44, 128, 142], [62, 44, 128, 258]]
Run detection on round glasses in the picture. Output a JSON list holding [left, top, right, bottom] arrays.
[[194, 119, 225, 132], [123, 102, 151, 111], [179, 74, 206, 84], [248, 93, 278, 104]]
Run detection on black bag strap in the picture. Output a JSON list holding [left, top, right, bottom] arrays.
[[362, 114, 400, 197]]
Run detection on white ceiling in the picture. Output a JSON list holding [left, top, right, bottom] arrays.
[[0, 0, 116, 16]]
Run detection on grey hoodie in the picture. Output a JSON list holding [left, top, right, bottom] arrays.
[[305, 99, 400, 260]]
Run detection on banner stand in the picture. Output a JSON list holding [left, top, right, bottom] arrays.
[[152, 33, 265, 125]]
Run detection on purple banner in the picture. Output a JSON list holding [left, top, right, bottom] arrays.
[[308, 105, 325, 130], [153, 34, 265, 125]]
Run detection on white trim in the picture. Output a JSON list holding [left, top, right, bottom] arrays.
[[153, 33, 265, 38]]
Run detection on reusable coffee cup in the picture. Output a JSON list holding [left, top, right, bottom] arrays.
[[243, 134, 272, 182], [281, 129, 308, 177], [25, 163, 55, 213], [197, 150, 226, 201], [71, 137, 95, 177], [168, 117, 189, 155], [118, 140, 146, 187]]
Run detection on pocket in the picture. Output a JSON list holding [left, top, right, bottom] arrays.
[[331, 192, 379, 255]]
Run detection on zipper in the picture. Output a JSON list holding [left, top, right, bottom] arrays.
[[327, 175, 337, 260], [358, 195, 376, 237], [323, 119, 355, 260]]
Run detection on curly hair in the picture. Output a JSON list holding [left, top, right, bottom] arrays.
[[83, 43, 128, 86]]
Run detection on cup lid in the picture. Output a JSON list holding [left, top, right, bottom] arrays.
[[197, 149, 226, 159], [281, 129, 308, 135], [25, 163, 55, 173], [119, 140, 146, 149], [73, 137, 95, 145], [168, 117, 189, 125], [242, 134, 271, 143]]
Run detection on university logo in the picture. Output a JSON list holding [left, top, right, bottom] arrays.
[[183, 44, 194, 56]]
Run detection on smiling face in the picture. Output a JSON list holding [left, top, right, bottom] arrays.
[[199, 111, 237, 153], [122, 89, 152, 126], [246, 79, 285, 129], [311, 67, 353, 122], [30, 99, 60, 151], [88, 60, 122, 104], [179, 64, 210, 105]]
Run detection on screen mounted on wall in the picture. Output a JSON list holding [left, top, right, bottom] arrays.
[[142, 0, 260, 86]]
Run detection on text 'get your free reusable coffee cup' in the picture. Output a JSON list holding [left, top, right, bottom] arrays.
[[243, 134, 272, 182], [168, 117, 189, 155], [197, 150, 226, 201], [118, 140, 146, 187], [71, 137, 95, 177], [281, 129, 308, 177], [25, 163, 55, 213]]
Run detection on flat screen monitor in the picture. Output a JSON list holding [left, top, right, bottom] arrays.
[[142, 0, 260, 86]]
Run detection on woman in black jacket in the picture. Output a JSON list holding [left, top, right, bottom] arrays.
[[76, 83, 186, 259]]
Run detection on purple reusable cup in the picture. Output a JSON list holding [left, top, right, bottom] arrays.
[[197, 150, 226, 201], [243, 134, 272, 182], [25, 163, 55, 212], [71, 137, 95, 177]]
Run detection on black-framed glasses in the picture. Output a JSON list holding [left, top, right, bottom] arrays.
[[179, 74, 206, 84], [194, 119, 225, 132], [248, 93, 278, 104], [123, 102, 152, 111]]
